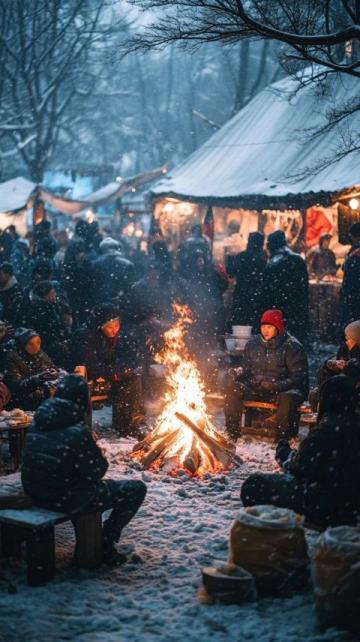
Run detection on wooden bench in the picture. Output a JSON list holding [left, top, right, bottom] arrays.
[[0, 507, 102, 586]]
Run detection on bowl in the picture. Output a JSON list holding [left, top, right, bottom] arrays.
[[233, 338, 249, 350], [232, 325, 252, 338], [225, 337, 237, 352]]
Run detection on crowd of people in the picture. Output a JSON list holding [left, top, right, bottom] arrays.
[[0, 215, 359, 564]]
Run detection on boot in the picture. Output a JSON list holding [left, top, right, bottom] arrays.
[[103, 544, 127, 567]]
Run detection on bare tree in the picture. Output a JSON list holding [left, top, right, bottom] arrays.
[[127, 1, 360, 76], [0, 0, 128, 181], [126, 0, 360, 167]]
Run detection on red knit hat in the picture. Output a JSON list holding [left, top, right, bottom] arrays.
[[260, 309, 284, 334]]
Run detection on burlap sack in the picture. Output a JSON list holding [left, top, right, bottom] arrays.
[[229, 505, 309, 595], [312, 525, 360, 634]]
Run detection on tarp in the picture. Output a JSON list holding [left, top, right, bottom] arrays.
[[0, 166, 166, 215], [0, 177, 37, 213], [151, 71, 360, 204]]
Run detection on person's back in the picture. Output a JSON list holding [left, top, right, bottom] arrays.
[[23, 374, 146, 565], [241, 375, 360, 527], [286, 377, 360, 524], [264, 231, 308, 342], [227, 232, 267, 327], [340, 222, 360, 326], [92, 238, 135, 305], [22, 397, 107, 512]]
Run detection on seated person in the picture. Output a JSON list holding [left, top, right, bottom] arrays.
[[320, 319, 360, 387], [241, 376, 360, 528], [224, 309, 308, 440], [2, 327, 61, 410], [21, 374, 147, 566], [72, 303, 144, 437]]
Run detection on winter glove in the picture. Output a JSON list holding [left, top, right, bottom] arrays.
[[275, 439, 292, 466]]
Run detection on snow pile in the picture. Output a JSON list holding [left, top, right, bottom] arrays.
[[0, 409, 355, 642]]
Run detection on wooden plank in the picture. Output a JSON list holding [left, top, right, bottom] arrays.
[[0, 507, 68, 529], [26, 526, 55, 586], [73, 513, 102, 569]]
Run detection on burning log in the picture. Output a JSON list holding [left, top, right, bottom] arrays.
[[139, 428, 182, 469], [182, 437, 201, 475], [175, 412, 235, 468]]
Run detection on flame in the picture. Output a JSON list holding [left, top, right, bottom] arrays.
[[132, 304, 232, 476]]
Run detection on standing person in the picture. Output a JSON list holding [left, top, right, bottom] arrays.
[[177, 223, 211, 272], [25, 281, 72, 368], [224, 309, 308, 440], [10, 238, 33, 289], [226, 232, 267, 329], [0, 262, 27, 325], [72, 303, 144, 437], [263, 230, 309, 344], [339, 222, 360, 327], [241, 376, 360, 528], [32, 219, 58, 260], [306, 233, 337, 279], [91, 237, 135, 308], [21, 374, 147, 566], [63, 239, 94, 327]]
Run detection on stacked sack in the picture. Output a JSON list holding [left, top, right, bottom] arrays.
[[312, 525, 360, 635]]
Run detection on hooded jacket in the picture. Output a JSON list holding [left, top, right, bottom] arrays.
[[21, 397, 108, 512], [241, 331, 309, 397], [91, 242, 135, 304]]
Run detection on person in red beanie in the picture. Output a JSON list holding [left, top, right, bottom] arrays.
[[224, 309, 308, 440]]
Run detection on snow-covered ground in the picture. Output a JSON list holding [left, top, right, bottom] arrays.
[[0, 406, 355, 642]]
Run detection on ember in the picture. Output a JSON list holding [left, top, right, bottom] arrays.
[[132, 304, 235, 476]]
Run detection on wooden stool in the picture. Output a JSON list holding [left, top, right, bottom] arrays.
[[0, 506, 103, 586]]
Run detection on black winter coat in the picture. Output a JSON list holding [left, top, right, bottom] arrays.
[[72, 326, 139, 380], [263, 247, 309, 343], [91, 251, 135, 305], [339, 243, 360, 327], [21, 398, 108, 512], [0, 277, 27, 325], [241, 332, 309, 398], [2, 347, 57, 410], [226, 249, 267, 327], [285, 411, 360, 525]]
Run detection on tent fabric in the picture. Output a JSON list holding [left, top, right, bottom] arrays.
[[151, 71, 360, 203], [0, 166, 166, 215], [0, 177, 37, 213]]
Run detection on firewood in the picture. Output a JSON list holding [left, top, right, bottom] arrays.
[[175, 412, 234, 467], [183, 438, 200, 474], [140, 428, 181, 468]]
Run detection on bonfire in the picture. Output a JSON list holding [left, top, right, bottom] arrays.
[[132, 304, 235, 476]]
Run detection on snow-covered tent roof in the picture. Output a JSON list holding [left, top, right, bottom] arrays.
[[0, 177, 37, 213], [0, 166, 166, 215], [151, 71, 360, 207]]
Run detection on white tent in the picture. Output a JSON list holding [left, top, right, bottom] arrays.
[[151, 71, 360, 206], [0, 166, 166, 218], [0, 177, 37, 213]]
